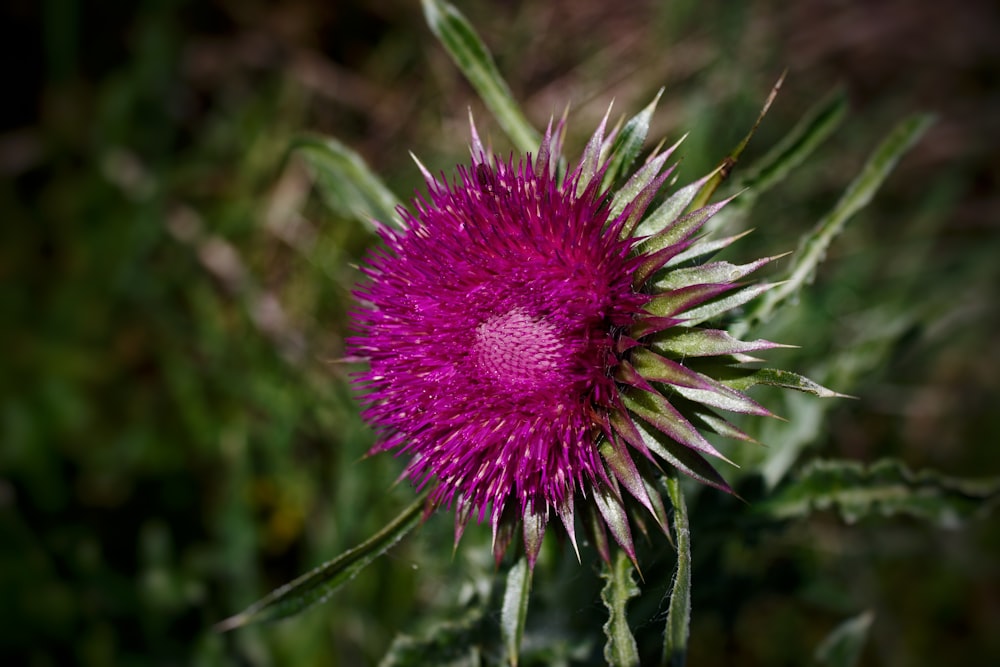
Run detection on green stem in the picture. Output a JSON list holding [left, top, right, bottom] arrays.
[[602, 550, 641, 667], [661, 474, 691, 667]]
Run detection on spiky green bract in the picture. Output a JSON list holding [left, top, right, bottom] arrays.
[[349, 112, 805, 568]]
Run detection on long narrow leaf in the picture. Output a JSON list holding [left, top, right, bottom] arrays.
[[732, 113, 934, 336], [814, 610, 875, 667], [294, 135, 404, 230], [661, 474, 691, 667], [215, 492, 428, 631], [422, 0, 539, 154], [501, 557, 533, 667], [602, 550, 641, 667]]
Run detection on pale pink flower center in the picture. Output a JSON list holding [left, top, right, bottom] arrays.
[[475, 308, 564, 388]]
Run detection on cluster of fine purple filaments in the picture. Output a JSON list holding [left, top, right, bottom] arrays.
[[349, 151, 649, 530]]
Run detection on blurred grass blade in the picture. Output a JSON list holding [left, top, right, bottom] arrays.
[[733, 113, 934, 336], [688, 71, 786, 212], [601, 550, 640, 667], [601, 88, 664, 192], [737, 87, 848, 199], [661, 474, 691, 667], [214, 492, 429, 632], [422, 0, 540, 155], [501, 557, 532, 667], [758, 459, 1000, 526], [814, 610, 875, 667], [294, 135, 404, 230]]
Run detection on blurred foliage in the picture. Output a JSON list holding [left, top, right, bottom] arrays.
[[1, 0, 998, 665]]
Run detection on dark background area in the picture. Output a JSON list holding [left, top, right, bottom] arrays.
[[2, 1, 998, 665]]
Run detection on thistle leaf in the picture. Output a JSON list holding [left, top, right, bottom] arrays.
[[814, 610, 875, 667], [686, 405, 759, 443], [678, 282, 778, 328], [655, 255, 785, 292], [584, 499, 612, 564], [214, 492, 428, 631], [759, 459, 1000, 526], [602, 88, 665, 192], [621, 389, 730, 463], [650, 328, 789, 359], [664, 229, 754, 268], [616, 359, 660, 393], [521, 501, 547, 569], [714, 366, 845, 398], [293, 135, 404, 230], [422, 0, 540, 155], [556, 494, 581, 562], [492, 505, 519, 565], [594, 479, 638, 565], [732, 113, 934, 336], [637, 458, 673, 538], [670, 380, 774, 418], [612, 152, 676, 234], [633, 170, 717, 239], [501, 557, 533, 667], [661, 474, 691, 667], [638, 196, 730, 258], [601, 550, 641, 667], [645, 283, 735, 319], [600, 436, 658, 519], [577, 103, 613, 195], [628, 348, 715, 390], [627, 417, 732, 493]]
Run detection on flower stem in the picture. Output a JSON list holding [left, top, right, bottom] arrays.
[[661, 474, 691, 667]]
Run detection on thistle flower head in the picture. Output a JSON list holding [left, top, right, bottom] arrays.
[[349, 111, 788, 568]]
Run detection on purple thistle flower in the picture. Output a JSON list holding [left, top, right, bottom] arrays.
[[349, 113, 788, 568]]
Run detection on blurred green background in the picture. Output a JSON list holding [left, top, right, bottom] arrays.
[[2, 0, 998, 665]]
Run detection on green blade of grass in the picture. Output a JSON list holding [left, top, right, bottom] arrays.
[[294, 135, 404, 230], [422, 0, 540, 155], [214, 492, 428, 631]]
